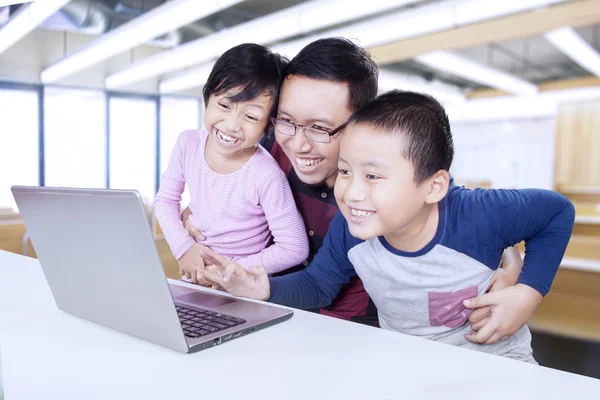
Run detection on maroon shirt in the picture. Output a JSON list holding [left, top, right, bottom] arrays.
[[262, 135, 378, 325]]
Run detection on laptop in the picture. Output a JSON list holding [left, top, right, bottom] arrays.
[[11, 186, 293, 353]]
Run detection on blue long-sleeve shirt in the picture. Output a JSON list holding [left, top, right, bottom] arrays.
[[270, 185, 575, 310], [269, 186, 574, 361]]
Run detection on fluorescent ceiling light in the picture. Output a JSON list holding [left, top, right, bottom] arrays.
[[415, 50, 538, 95], [160, 0, 566, 93], [447, 86, 600, 123], [544, 26, 600, 77], [378, 68, 466, 104], [159, 64, 213, 94], [41, 0, 244, 84], [0, 1, 35, 6], [106, 0, 423, 89], [0, 0, 69, 55]]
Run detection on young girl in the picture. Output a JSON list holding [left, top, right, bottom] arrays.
[[154, 43, 309, 284]]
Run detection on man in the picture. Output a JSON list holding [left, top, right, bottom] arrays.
[[183, 37, 522, 334]]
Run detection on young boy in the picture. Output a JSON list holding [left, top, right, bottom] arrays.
[[201, 90, 575, 363]]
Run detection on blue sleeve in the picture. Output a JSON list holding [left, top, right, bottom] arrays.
[[268, 211, 361, 309], [448, 187, 575, 296]]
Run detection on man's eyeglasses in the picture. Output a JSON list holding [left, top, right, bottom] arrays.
[[270, 117, 347, 144]]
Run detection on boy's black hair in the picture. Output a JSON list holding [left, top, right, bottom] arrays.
[[347, 90, 454, 184], [284, 37, 379, 112], [203, 43, 288, 118]]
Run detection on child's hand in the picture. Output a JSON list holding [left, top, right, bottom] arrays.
[[196, 265, 221, 290], [199, 247, 270, 301], [467, 267, 519, 331], [178, 243, 210, 285], [463, 284, 543, 344]]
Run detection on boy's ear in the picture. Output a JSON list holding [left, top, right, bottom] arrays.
[[424, 170, 450, 204]]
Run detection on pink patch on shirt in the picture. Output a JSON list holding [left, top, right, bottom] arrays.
[[428, 285, 478, 329]]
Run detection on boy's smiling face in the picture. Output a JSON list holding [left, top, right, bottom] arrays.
[[334, 123, 435, 243]]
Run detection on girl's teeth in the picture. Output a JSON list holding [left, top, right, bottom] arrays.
[[296, 158, 322, 168], [217, 130, 240, 145], [351, 208, 372, 217]]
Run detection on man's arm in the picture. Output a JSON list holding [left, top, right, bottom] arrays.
[[499, 246, 523, 283], [462, 189, 575, 343], [460, 188, 574, 295]]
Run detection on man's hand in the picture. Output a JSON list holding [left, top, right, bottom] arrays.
[[463, 284, 542, 344], [200, 246, 270, 301], [181, 207, 206, 241], [467, 247, 522, 332], [178, 243, 212, 286]]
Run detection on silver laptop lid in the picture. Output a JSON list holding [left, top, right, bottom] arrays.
[[11, 186, 189, 353]]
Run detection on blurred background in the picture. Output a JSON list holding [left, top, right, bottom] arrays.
[[0, 0, 598, 378]]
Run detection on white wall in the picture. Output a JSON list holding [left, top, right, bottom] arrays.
[[450, 118, 556, 190]]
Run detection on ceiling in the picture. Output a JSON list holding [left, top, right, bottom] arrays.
[[1, 0, 599, 114]]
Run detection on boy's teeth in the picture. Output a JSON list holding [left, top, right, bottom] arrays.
[[296, 158, 322, 167], [351, 208, 372, 217]]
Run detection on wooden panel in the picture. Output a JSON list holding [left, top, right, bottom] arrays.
[[558, 186, 600, 204], [573, 224, 600, 236], [564, 235, 600, 260], [0, 213, 20, 221], [554, 101, 600, 189], [0, 222, 26, 256], [530, 268, 600, 341], [369, 0, 600, 65], [467, 77, 600, 100]]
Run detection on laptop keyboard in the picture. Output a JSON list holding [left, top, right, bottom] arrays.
[[176, 306, 246, 338]]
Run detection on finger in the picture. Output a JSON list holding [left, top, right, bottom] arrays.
[[178, 268, 184, 276], [485, 331, 503, 345], [470, 316, 490, 332], [194, 268, 208, 287], [486, 273, 500, 291], [221, 262, 243, 284], [499, 334, 512, 342], [201, 247, 231, 269], [464, 330, 478, 343], [196, 232, 207, 241], [196, 266, 217, 287], [190, 263, 200, 284], [463, 291, 500, 309], [467, 306, 492, 325], [190, 227, 202, 239], [202, 264, 223, 284], [185, 270, 192, 280], [471, 321, 497, 344], [249, 265, 267, 278]]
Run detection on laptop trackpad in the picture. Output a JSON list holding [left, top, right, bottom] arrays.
[[175, 291, 236, 308]]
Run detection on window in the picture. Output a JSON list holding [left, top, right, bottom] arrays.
[[44, 88, 106, 188], [0, 87, 39, 211], [159, 96, 201, 207], [108, 96, 157, 204]]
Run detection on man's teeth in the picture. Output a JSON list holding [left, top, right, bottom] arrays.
[[296, 158, 323, 168], [351, 208, 372, 217], [216, 130, 240, 145]]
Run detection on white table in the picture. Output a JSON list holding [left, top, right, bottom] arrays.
[[1, 250, 598, 399]]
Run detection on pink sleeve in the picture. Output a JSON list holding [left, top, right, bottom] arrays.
[[153, 135, 196, 260], [235, 168, 309, 274]]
